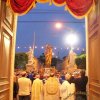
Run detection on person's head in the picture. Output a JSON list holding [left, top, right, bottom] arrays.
[[80, 70, 86, 77], [35, 73, 40, 78], [21, 71, 26, 77], [65, 73, 71, 81]]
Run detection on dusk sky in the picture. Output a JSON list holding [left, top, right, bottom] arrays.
[[16, 3, 86, 58]]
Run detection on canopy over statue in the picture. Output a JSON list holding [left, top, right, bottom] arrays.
[[44, 44, 52, 67]]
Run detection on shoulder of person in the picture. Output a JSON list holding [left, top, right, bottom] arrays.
[[62, 80, 69, 85]]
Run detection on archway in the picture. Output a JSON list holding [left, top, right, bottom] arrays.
[[0, 0, 100, 100]]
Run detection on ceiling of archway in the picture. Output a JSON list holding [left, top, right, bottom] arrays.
[[4, 0, 94, 19]]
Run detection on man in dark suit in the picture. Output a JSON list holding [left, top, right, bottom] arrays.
[[71, 70, 88, 100]]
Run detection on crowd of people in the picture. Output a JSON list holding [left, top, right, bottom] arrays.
[[13, 69, 88, 100]]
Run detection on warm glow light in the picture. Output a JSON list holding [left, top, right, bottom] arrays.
[[55, 22, 62, 29], [64, 33, 79, 47]]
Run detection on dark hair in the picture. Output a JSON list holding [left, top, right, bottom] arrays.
[[22, 73, 26, 77], [21, 72, 26, 77]]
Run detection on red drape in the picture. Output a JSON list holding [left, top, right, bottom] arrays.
[[9, 0, 35, 14], [3, 0, 7, 2], [3, 0, 93, 18], [66, 0, 93, 17]]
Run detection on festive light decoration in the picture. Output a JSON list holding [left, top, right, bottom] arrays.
[[67, 47, 69, 50], [82, 48, 85, 51], [3, 0, 93, 18], [41, 46, 44, 49], [17, 46, 20, 49], [54, 47, 57, 50], [16, 46, 85, 51], [35, 46, 37, 49], [29, 46, 32, 48]]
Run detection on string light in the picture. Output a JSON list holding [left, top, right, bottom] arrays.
[[17, 46, 20, 49], [16, 46, 85, 51], [82, 48, 85, 51], [54, 47, 57, 50], [35, 46, 37, 49], [41, 46, 44, 49], [29, 46, 32, 48]]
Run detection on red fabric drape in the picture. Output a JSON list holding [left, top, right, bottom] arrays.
[[66, 0, 93, 17], [3, 0, 94, 18], [3, 0, 7, 2], [9, 0, 35, 14]]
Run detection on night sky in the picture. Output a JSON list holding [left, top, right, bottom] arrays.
[[16, 3, 86, 58]]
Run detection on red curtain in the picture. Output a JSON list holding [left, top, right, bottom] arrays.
[[3, 0, 7, 1], [66, 0, 93, 17], [3, 0, 93, 18], [9, 0, 35, 14]]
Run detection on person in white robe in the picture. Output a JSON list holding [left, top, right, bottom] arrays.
[[60, 73, 75, 100], [44, 73, 60, 100], [31, 74, 43, 100]]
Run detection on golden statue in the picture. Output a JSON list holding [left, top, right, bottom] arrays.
[[44, 44, 52, 67]]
